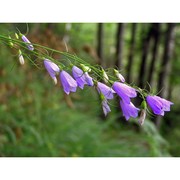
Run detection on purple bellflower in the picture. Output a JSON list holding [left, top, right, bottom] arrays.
[[60, 70, 77, 95], [21, 34, 34, 51], [146, 95, 173, 116], [72, 66, 87, 89], [44, 59, 60, 85], [84, 72, 94, 86], [120, 100, 140, 120], [112, 82, 137, 103], [97, 82, 116, 100], [102, 98, 111, 116]]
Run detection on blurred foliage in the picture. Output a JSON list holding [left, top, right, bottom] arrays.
[[0, 23, 179, 157]]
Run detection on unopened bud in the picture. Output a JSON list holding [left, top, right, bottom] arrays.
[[114, 69, 125, 82], [18, 50, 24, 65], [141, 100, 147, 109], [102, 69, 109, 83], [138, 109, 146, 126], [80, 64, 91, 72], [15, 33, 19, 39], [53, 77, 58, 85], [9, 36, 14, 47]]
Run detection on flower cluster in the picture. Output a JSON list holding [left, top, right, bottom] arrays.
[[43, 58, 174, 123], [1, 33, 174, 125]]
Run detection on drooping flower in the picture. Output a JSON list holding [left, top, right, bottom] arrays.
[[146, 95, 174, 116], [18, 50, 24, 65], [60, 70, 77, 95], [112, 82, 137, 103], [120, 100, 140, 120], [114, 69, 125, 83], [21, 34, 34, 51], [44, 59, 60, 85], [97, 82, 115, 100], [84, 72, 94, 86], [72, 66, 87, 89], [102, 98, 111, 116], [72, 66, 94, 88]]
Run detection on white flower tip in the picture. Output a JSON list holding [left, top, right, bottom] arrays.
[[53, 78, 57, 85], [19, 55, 25, 65], [138, 109, 146, 126], [114, 69, 125, 83]]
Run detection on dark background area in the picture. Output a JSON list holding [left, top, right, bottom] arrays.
[[0, 23, 179, 157]]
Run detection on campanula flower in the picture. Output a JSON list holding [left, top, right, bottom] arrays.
[[84, 72, 94, 86], [21, 34, 34, 51], [112, 82, 137, 103], [97, 82, 115, 100], [146, 95, 173, 116], [120, 100, 140, 120], [102, 98, 111, 116], [60, 70, 77, 95], [72, 66, 87, 89], [44, 59, 60, 85]]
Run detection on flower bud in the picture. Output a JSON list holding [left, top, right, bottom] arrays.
[[15, 33, 19, 39], [102, 69, 109, 83], [114, 69, 125, 82], [141, 100, 147, 109], [18, 50, 24, 65], [80, 64, 91, 72], [9, 36, 14, 47], [138, 109, 146, 125]]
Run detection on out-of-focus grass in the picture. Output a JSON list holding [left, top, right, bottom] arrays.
[[0, 45, 170, 157]]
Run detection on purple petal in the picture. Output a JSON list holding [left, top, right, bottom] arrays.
[[102, 99, 111, 116], [97, 82, 115, 100], [72, 66, 87, 89], [60, 71, 77, 95], [44, 59, 60, 83], [120, 100, 140, 120], [146, 95, 173, 116], [112, 82, 137, 103], [21, 35, 34, 51], [84, 72, 94, 86]]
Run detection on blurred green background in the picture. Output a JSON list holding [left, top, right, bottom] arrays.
[[0, 23, 179, 157]]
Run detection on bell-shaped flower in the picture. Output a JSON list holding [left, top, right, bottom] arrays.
[[99, 93, 111, 116], [112, 82, 137, 103], [44, 59, 60, 85], [97, 82, 115, 100], [120, 100, 140, 120], [102, 98, 111, 116], [146, 95, 173, 116], [72, 66, 87, 89], [60, 70, 77, 95], [84, 72, 94, 86], [21, 34, 34, 51]]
